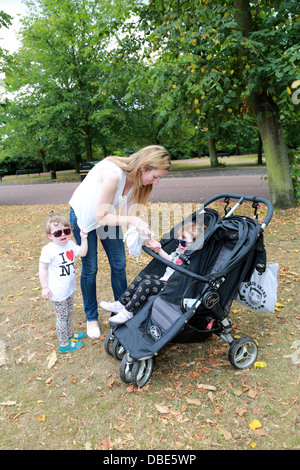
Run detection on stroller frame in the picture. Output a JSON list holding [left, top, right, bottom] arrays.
[[104, 193, 273, 388]]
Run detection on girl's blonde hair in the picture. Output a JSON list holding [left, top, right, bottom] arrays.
[[45, 211, 70, 234], [176, 221, 203, 241], [107, 145, 171, 205]]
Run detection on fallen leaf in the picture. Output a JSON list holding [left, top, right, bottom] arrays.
[[222, 430, 232, 441], [197, 383, 216, 391], [249, 419, 262, 431], [107, 378, 116, 389], [38, 415, 46, 422], [47, 351, 57, 369], [185, 397, 201, 406], [236, 407, 247, 417], [254, 361, 267, 369], [247, 389, 259, 399], [201, 367, 212, 374], [155, 404, 170, 414]]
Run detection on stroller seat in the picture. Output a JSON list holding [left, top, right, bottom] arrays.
[[181, 244, 233, 311]]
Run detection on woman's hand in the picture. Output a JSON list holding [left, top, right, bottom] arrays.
[[132, 216, 151, 237]]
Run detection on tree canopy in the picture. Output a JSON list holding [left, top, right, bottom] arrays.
[[121, 0, 299, 208], [0, 0, 299, 208]]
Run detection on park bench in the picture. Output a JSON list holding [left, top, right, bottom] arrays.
[[216, 151, 232, 158], [79, 161, 98, 181], [16, 169, 41, 176], [0, 169, 4, 181]]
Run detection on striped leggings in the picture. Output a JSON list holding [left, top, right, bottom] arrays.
[[51, 294, 74, 347], [119, 273, 166, 313]]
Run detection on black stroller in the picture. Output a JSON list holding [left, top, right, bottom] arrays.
[[104, 193, 273, 388]]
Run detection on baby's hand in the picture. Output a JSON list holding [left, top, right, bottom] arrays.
[[145, 238, 161, 253], [80, 230, 88, 239]]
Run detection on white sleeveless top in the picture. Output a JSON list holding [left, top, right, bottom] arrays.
[[69, 159, 133, 233]]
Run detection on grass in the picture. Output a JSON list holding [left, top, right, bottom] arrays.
[[0, 201, 299, 451]]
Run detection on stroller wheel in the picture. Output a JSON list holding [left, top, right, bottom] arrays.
[[228, 337, 258, 369], [131, 358, 154, 388], [104, 329, 115, 356], [120, 354, 134, 383], [112, 337, 126, 361]]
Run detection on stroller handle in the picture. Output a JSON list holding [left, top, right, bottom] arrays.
[[203, 193, 273, 228], [142, 245, 218, 283]]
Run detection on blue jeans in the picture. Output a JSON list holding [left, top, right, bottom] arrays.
[[70, 208, 127, 321]]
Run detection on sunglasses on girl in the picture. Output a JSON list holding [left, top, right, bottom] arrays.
[[175, 239, 193, 248], [50, 228, 71, 238]]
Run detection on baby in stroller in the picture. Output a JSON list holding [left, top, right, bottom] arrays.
[[100, 221, 204, 324]]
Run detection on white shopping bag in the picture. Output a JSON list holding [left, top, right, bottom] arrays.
[[235, 262, 279, 313]]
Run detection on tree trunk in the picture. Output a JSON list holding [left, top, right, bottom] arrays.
[[75, 154, 82, 174], [207, 137, 219, 168], [86, 134, 93, 161], [234, 0, 296, 209], [257, 132, 263, 165], [250, 92, 296, 209], [102, 144, 108, 158], [40, 148, 47, 172]]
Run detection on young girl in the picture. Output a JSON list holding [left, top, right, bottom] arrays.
[[39, 212, 88, 353], [100, 221, 203, 324]]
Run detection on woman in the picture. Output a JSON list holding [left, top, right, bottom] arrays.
[[69, 145, 171, 339]]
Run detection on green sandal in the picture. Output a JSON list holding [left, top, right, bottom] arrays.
[[59, 340, 84, 353]]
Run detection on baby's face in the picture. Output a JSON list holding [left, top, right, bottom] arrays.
[[176, 231, 194, 253]]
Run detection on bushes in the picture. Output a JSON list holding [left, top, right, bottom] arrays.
[[0, 153, 75, 175], [0, 154, 42, 175]]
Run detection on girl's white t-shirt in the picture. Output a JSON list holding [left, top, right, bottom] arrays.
[[69, 159, 133, 233], [39, 240, 81, 302]]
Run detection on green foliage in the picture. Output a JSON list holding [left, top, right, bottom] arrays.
[[124, 0, 299, 205], [288, 150, 300, 201], [1, 0, 141, 168], [0, 0, 298, 197]]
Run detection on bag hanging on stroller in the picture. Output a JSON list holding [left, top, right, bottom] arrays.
[[235, 262, 279, 313]]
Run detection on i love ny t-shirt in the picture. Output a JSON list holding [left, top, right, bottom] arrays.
[[39, 240, 81, 301]]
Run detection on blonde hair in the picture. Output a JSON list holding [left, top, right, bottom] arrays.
[[107, 145, 171, 205], [45, 211, 70, 234], [176, 221, 203, 241]]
